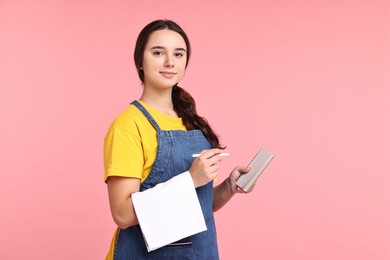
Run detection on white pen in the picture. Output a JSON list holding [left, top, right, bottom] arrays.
[[192, 153, 231, 158]]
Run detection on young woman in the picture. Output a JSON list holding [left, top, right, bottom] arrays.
[[104, 19, 253, 259]]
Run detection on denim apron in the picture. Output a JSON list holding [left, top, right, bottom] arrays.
[[113, 100, 219, 260]]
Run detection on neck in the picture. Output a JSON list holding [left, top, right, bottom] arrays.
[[139, 86, 178, 117]]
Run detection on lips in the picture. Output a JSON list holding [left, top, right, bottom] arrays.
[[160, 71, 176, 78]]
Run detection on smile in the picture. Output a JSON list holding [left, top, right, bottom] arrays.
[[160, 71, 176, 78]]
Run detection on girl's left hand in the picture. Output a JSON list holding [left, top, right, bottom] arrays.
[[227, 165, 253, 194]]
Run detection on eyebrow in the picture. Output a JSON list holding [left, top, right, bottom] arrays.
[[150, 46, 187, 52]]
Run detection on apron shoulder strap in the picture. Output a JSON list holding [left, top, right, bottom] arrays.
[[131, 100, 161, 131]]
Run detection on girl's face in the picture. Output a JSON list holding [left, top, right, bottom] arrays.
[[141, 29, 187, 90]]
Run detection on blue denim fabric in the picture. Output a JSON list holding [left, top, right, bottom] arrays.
[[113, 100, 219, 260]]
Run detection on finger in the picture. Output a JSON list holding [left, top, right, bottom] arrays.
[[236, 186, 249, 193], [202, 148, 224, 159], [237, 183, 255, 193], [237, 165, 251, 174], [209, 169, 219, 180], [236, 186, 244, 193], [207, 155, 223, 166], [209, 164, 219, 174]]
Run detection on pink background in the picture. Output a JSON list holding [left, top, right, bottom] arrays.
[[1, 0, 389, 259]]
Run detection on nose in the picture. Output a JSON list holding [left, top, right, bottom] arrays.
[[164, 54, 174, 68]]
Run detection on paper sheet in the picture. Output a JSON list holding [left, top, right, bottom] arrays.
[[132, 171, 207, 252]]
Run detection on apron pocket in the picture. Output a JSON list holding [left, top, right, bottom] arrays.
[[147, 241, 193, 259]]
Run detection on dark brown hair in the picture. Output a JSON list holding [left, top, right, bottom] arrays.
[[134, 20, 223, 148]]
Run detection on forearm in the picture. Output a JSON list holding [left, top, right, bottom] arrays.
[[110, 196, 139, 229], [107, 176, 141, 229], [212, 178, 236, 212]]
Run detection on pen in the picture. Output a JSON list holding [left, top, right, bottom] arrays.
[[192, 153, 231, 158]]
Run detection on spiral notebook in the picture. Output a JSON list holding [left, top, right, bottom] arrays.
[[236, 148, 274, 192]]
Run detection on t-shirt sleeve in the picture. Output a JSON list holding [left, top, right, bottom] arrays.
[[104, 127, 144, 182]]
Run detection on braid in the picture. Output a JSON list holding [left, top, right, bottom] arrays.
[[172, 85, 223, 148]]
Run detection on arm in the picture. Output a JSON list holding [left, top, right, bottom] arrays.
[[106, 176, 141, 229], [212, 165, 251, 212], [107, 148, 222, 229], [107, 148, 227, 229]]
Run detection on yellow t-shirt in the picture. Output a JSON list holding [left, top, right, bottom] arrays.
[[104, 101, 187, 260], [104, 100, 187, 183]]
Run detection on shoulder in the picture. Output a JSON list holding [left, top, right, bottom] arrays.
[[137, 101, 186, 131], [106, 104, 148, 134]]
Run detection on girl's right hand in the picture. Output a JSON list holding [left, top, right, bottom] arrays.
[[188, 148, 224, 188]]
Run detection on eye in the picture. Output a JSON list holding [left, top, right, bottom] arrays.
[[175, 52, 185, 58], [153, 51, 164, 56]]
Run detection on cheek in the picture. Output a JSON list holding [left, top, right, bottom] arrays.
[[177, 64, 186, 77], [141, 60, 158, 75], [178, 60, 187, 71], [142, 53, 160, 69]]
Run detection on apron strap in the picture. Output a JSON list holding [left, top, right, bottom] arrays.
[[131, 100, 161, 131]]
